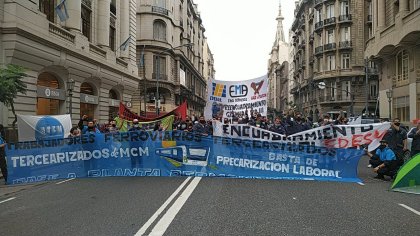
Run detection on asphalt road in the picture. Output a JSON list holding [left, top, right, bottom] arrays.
[[0, 156, 419, 236]]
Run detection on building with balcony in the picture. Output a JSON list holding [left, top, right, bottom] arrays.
[[0, 0, 139, 129], [365, 0, 420, 123], [290, 0, 378, 119], [268, 1, 289, 116], [135, 0, 210, 117]]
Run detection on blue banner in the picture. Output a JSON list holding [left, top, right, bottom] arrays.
[[5, 131, 364, 185]]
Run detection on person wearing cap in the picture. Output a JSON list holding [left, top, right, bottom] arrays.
[[129, 119, 141, 131], [366, 140, 398, 179], [408, 121, 420, 158]]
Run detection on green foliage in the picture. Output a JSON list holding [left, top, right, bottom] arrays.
[[0, 64, 27, 106]]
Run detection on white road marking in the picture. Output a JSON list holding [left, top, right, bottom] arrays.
[[149, 177, 202, 236], [55, 178, 75, 185], [135, 177, 192, 236], [0, 197, 16, 204], [398, 204, 420, 216], [357, 182, 365, 186]]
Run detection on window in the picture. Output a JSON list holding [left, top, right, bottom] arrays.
[[317, 58, 323, 72], [81, 5, 91, 41], [394, 96, 410, 122], [370, 83, 378, 98], [340, 1, 349, 16], [37, 72, 61, 115], [153, 56, 166, 79], [327, 55, 336, 70], [327, 30, 335, 43], [316, 9, 322, 22], [109, 26, 116, 51], [330, 82, 336, 99], [110, 0, 117, 15], [326, 4, 335, 18], [39, 0, 55, 22], [341, 53, 350, 69], [341, 27, 350, 41], [153, 20, 167, 41], [396, 50, 409, 84], [341, 81, 351, 99]]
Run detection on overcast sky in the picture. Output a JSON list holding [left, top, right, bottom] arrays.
[[194, 0, 296, 81]]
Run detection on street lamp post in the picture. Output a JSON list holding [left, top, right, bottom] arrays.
[[386, 89, 393, 120], [66, 79, 75, 119], [156, 43, 194, 117], [317, 82, 354, 116]]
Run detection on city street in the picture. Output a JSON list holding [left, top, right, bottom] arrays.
[[0, 156, 419, 236]]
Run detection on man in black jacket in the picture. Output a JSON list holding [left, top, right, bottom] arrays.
[[408, 121, 420, 158]]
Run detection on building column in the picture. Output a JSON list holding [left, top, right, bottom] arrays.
[[119, 0, 130, 58], [378, 0, 385, 29], [65, 0, 81, 32], [399, 0, 409, 14], [97, 0, 111, 48]]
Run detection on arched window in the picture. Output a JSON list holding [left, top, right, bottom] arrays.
[[109, 89, 119, 100], [153, 20, 167, 41], [36, 72, 61, 115]]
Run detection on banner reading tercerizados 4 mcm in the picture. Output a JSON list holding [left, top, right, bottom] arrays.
[[6, 131, 364, 185], [204, 75, 268, 119]]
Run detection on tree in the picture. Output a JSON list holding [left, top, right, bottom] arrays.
[[0, 64, 27, 129]]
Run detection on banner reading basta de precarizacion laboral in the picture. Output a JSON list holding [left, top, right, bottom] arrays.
[[204, 75, 268, 120]]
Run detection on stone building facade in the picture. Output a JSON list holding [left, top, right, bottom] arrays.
[[0, 0, 139, 127], [134, 0, 210, 117], [290, 0, 378, 119], [365, 0, 420, 123]]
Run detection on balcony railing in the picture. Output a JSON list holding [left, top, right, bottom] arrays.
[[315, 46, 324, 55], [314, 0, 323, 8], [315, 21, 324, 32], [49, 22, 75, 43], [324, 17, 336, 27], [152, 73, 168, 81], [299, 18, 305, 29], [339, 41, 352, 49], [338, 14, 352, 23], [324, 43, 337, 51], [152, 6, 169, 16]]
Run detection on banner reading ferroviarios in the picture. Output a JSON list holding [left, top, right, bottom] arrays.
[[204, 75, 268, 119], [6, 131, 364, 185]]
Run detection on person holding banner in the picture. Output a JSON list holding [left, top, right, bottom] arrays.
[[193, 116, 211, 136], [384, 118, 408, 165], [366, 140, 398, 180], [82, 120, 101, 134], [0, 127, 7, 184], [269, 117, 286, 135]]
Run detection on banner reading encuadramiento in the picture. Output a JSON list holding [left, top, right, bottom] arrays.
[[17, 114, 72, 142], [204, 75, 268, 119], [213, 121, 391, 152], [5, 131, 364, 185]]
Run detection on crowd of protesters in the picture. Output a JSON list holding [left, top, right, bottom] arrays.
[[0, 110, 416, 184]]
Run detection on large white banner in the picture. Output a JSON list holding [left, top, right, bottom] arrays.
[[213, 121, 391, 151], [17, 114, 72, 142], [204, 75, 268, 119]]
